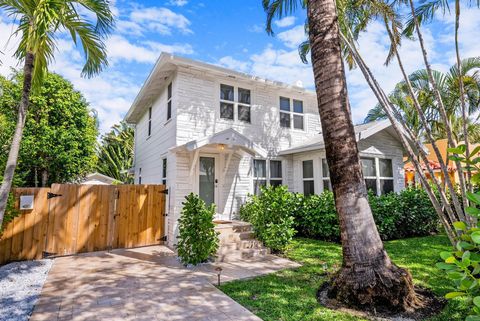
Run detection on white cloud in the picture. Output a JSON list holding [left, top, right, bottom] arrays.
[[277, 25, 306, 49], [130, 7, 192, 35], [249, 24, 264, 33], [168, 0, 188, 6], [274, 16, 296, 28], [218, 56, 251, 72]]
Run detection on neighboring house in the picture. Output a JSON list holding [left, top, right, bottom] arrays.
[[81, 172, 118, 185], [404, 138, 478, 186], [125, 53, 407, 245]]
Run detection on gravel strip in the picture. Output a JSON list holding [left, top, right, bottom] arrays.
[[0, 259, 53, 321]]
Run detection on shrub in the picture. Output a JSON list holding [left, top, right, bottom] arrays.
[[369, 191, 402, 240], [398, 187, 440, 237], [294, 191, 339, 241], [239, 185, 296, 252], [177, 193, 219, 266]]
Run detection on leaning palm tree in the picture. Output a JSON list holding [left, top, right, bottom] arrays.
[[0, 0, 114, 227], [263, 0, 417, 311], [365, 58, 480, 142]]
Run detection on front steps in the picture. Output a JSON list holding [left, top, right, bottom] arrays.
[[214, 221, 270, 262]]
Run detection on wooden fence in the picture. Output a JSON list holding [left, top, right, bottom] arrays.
[[0, 184, 166, 265]]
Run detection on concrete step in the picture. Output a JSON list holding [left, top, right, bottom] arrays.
[[219, 231, 255, 244], [215, 248, 270, 263], [217, 240, 265, 253]]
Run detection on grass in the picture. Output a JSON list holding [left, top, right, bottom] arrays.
[[218, 235, 470, 321]]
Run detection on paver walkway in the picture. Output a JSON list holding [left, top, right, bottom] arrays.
[[30, 246, 300, 321]]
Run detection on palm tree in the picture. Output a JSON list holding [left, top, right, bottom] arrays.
[[96, 122, 134, 184], [0, 0, 114, 227], [366, 58, 480, 141], [263, 0, 417, 311]]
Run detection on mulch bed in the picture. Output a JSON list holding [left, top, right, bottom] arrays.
[[317, 283, 446, 321]]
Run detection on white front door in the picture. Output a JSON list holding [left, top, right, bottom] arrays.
[[198, 156, 219, 207]]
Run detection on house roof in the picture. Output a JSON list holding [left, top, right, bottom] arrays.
[[404, 159, 456, 173], [170, 128, 268, 158], [278, 120, 394, 155], [124, 52, 316, 123], [82, 172, 118, 184]]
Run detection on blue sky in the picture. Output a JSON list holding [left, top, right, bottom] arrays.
[[1, 0, 479, 134]]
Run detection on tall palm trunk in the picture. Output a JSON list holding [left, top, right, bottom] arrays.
[[307, 0, 417, 309], [0, 52, 34, 226], [455, 0, 471, 190]]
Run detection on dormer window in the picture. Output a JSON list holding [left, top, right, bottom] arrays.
[[279, 97, 304, 130], [219, 84, 251, 123]]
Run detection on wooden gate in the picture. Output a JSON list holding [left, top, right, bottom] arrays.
[[0, 184, 166, 265]]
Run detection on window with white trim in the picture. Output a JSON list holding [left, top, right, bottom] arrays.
[[162, 158, 167, 185], [361, 157, 394, 195], [321, 158, 332, 191], [302, 160, 315, 196], [253, 159, 283, 195], [147, 107, 152, 137], [220, 84, 251, 123], [279, 97, 304, 130], [167, 83, 172, 121]]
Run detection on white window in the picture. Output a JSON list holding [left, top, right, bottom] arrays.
[[361, 157, 394, 195], [220, 84, 251, 123], [302, 160, 315, 196], [162, 158, 167, 185], [167, 83, 172, 121], [279, 97, 304, 130], [253, 159, 283, 195], [321, 159, 332, 192], [147, 107, 152, 137]]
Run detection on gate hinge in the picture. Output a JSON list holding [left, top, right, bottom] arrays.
[[47, 192, 62, 199], [158, 235, 167, 242], [160, 189, 168, 194], [163, 213, 168, 217]]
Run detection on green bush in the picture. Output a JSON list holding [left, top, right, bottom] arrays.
[[177, 193, 219, 266], [369, 191, 403, 240], [239, 185, 296, 252], [294, 191, 339, 241]]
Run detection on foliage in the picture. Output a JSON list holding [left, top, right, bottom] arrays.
[[96, 122, 134, 183], [239, 185, 297, 252], [177, 193, 219, 266], [438, 145, 480, 320], [0, 192, 19, 233], [365, 58, 480, 143], [220, 235, 466, 321], [0, 72, 98, 186], [242, 187, 437, 244]]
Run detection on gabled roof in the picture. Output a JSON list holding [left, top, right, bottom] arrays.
[[278, 120, 395, 155], [171, 128, 268, 158], [83, 172, 118, 185], [124, 52, 316, 123]]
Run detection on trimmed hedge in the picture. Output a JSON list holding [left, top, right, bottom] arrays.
[[240, 186, 439, 245]]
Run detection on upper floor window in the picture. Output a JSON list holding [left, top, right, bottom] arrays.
[[302, 160, 315, 196], [147, 107, 152, 137], [253, 159, 283, 195], [220, 84, 251, 123], [162, 158, 167, 185], [167, 83, 172, 121], [280, 97, 304, 130]]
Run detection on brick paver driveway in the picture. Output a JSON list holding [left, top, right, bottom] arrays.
[[30, 246, 299, 321]]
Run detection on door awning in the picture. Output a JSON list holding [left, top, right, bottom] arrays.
[[170, 128, 268, 158]]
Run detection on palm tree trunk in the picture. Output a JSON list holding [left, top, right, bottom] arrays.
[[0, 52, 34, 227], [307, 0, 417, 309], [408, 0, 469, 218], [455, 0, 472, 191]]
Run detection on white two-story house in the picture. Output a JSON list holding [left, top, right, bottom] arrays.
[[125, 53, 406, 245]]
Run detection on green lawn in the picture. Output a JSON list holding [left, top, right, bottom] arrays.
[[219, 235, 470, 321]]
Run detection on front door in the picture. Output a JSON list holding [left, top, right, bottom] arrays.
[[199, 156, 216, 206]]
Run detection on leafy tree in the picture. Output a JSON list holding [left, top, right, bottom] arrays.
[[0, 72, 98, 186], [0, 0, 114, 227], [263, 0, 417, 311], [97, 122, 134, 184], [365, 57, 480, 142]]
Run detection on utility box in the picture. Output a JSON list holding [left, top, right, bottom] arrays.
[[20, 195, 34, 210]]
